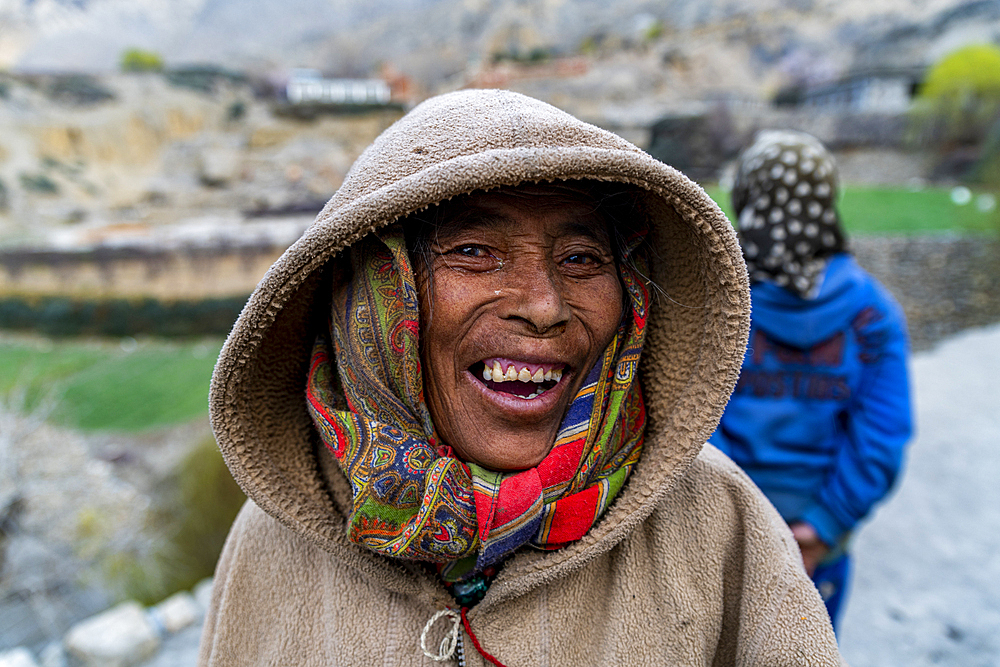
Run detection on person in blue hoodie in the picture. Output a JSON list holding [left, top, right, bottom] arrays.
[[711, 130, 913, 632]]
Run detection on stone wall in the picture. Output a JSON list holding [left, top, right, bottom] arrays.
[[0, 234, 997, 349], [852, 236, 1000, 352], [0, 244, 281, 300]]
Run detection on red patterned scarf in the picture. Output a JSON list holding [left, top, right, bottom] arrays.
[[307, 222, 648, 581]]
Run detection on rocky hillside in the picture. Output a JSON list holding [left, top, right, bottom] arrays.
[[0, 72, 401, 246], [2, 0, 999, 249], [3, 0, 998, 92]]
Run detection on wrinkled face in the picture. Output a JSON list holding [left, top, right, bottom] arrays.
[[416, 189, 623, 471]]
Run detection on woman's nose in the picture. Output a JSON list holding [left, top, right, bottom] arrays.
[[501, 259, 571, 334]]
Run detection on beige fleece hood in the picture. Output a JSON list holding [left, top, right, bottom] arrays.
[[209, 89, 751, 597]]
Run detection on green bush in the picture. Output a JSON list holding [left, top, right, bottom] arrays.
[[913, 44, 1000, 146], [491, 47, 553, 65], [88, 436, 245, 605], [165, 65, 246, 93], [642, 20, 664, 43], [120, 48, 164, 73], [921, 44, 1000, 103], [227, 100, 246, 121], [158, 435, 246, 595]]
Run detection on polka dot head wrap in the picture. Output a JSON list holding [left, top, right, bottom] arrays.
[[731, 130, 847, 299]]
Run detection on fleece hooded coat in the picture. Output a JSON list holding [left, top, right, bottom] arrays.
[[199, 90, 843, 666]]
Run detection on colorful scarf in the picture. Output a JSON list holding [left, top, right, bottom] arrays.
[[732, 130, 847, 299], [306, 221, 649, 581]]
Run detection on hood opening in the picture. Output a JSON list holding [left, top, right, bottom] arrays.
[[209, 90, 751, 595]]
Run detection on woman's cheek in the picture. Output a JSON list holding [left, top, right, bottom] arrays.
[[571, 274, 624, 340]]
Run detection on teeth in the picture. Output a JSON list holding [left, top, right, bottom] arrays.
[[481, 360, 564, 385]]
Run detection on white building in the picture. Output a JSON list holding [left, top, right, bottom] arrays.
[[799, 68, 923, 113], [286, 69, 391, 105]]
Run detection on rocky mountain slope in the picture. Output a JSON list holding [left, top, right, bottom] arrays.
[[3, 0, 997, 92], [0, 72, 401, 245], [2, 0, 1000, 249]]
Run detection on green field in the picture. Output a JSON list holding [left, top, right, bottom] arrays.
[[704, 184, 1000, 235], [0, 336, 223, 431]]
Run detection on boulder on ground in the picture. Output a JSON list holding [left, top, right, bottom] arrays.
[[0, 647, 39, 667], [199, 146, 241, 186], [148, 591, 199, 634], [64, 601, 160, 667]]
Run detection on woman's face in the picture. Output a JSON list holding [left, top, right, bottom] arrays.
[[417, 189, 623, 471]]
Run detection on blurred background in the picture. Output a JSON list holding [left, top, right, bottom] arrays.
[[0, 1, 999, 665]]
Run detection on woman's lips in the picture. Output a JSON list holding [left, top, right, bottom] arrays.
[[463, 369, 568, 419]]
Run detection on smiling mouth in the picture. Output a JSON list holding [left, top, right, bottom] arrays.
[[470, 357, 564, 400]]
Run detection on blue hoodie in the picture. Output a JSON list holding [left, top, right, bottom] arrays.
[[710, 253, 913, 547]]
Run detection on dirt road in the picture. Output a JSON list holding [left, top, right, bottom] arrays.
[[840, 324, 1000, 666]]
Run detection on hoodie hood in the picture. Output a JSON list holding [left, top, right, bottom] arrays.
[[208, 89, 750, 601], [750, 253, 870, 348]]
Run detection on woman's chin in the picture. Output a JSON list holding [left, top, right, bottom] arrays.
[[436, 369, 569, 470]]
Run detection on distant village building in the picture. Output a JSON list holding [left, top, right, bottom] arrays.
[[285, 69, 391, 106], [793, 68, 924, 113]]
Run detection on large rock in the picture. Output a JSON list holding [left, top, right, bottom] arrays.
[[37, 643, 66, 667], [63, 602, 160, 667], [148, 591, 199, 634], [198, 145, 241, 186], [0, 648, 39, 667]]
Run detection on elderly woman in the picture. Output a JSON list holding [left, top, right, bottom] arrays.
[[199, 91, 842, 665]]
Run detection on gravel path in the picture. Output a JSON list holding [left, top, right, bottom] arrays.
[[839, 323, 1000, 666]]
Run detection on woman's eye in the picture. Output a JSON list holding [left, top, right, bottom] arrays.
[[454, 245, 489, 258], [564, 253, 600, 265], [438, 244, 502, 272]]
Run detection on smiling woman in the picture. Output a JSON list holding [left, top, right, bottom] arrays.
[[410, 185, 631, 471], [200, 90, 843, 666]]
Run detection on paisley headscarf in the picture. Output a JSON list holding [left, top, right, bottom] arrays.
[[731, 130, 847, 299], [306, 211, 649, 582]]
